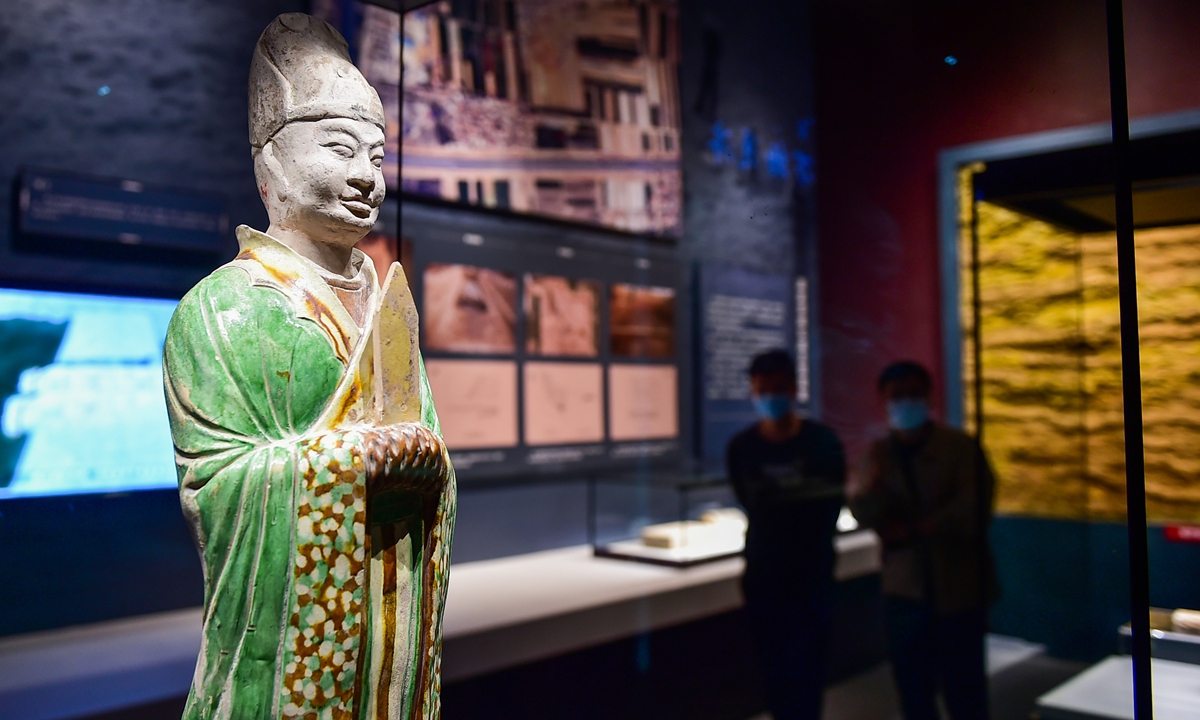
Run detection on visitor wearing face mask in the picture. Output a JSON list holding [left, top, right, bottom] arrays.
[[849, 361, 999, 720], [726, 349, 846, 720]]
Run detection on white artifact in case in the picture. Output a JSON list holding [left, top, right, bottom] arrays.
[[599, 507, 748, 565]]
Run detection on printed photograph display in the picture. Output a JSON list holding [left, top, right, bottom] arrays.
[[523, 362, 604, 446], [610, 283, 675, 359], [608, 364, 678, 441], [524, 274, 600, 357], [401, 0, 682, 235], [423, 263, 518, 353], [425, 359, 519, 449]]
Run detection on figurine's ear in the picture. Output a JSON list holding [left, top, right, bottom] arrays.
[[258, 141, 290, 203]]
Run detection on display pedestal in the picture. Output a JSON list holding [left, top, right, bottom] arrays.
[[0, 531, 882, 718]]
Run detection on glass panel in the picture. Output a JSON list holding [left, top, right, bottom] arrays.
[[1125, 10, 1200, 716], [952, 86, 1158, 716]]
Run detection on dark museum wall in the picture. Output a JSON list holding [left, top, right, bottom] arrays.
[[0, 0, 311, 281], [812, 0, 1200, 660], [678, 0, 815, 278]]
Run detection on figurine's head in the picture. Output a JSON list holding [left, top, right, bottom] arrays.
[[249, 13, 386, 251]]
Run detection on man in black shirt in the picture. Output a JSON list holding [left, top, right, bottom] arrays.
[[727, 350, 847, 720]]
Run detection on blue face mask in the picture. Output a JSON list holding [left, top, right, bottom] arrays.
[[887, 399, 930, 431], [753, 394, 793, 421]]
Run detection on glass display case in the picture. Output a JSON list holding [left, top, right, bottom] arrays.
[[588, 472, 744, 567], [588, 471, 864, 568], [1119, 608, 1200, 665]]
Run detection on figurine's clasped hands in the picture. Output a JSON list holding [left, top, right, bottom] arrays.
[[363, 423, 449, 495]]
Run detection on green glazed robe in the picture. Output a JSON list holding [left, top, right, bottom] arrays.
[[164, 226, 455, 720]]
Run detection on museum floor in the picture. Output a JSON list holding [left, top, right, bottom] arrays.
[[63, 635, 1086, 720], [745, 637, 1087, 720], [760, 660, 1089, 720]]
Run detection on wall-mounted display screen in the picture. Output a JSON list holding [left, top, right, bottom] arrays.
[[610, 283, 675, 359], [608, 364, 679, 441], [401, 0, 682, 236], [425, 358, 519, 449], [524, 274, 600, 357], [0, 288, 178, 498], [523, 362, 604, 446], [423, 262, 518, 353]]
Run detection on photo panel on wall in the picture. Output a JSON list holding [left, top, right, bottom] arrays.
[[524, 274, 601, 358], [423, 262, 518, 354], [610, 283, 675, 360]]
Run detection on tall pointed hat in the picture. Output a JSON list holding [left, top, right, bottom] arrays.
[[248, 12, 385, 149]]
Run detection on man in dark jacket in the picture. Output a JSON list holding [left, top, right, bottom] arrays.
[[849, 361, 998, 720], [727, 350, 846, 720]]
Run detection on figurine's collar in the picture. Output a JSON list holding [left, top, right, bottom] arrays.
[[231, 225, 376, 365], [235, 225, 371, 282], [235, 224, 282, 253]]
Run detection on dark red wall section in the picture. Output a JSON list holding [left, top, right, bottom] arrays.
[[813, 0, 1200, 461]]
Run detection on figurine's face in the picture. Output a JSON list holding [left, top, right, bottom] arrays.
[[262, 117, 386, 249]]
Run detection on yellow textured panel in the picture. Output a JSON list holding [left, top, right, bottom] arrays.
[[1087, 225, 1200, 522], [959, 167, 1200, 523]]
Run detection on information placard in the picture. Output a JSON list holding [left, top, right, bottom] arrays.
[[524, 362, 604, 445], [404, 196, 684, 481], [17, 168, 227, 257], [609, 364, 679, 441], [698, 266, 793, 460], [425, 359, 519, 450]]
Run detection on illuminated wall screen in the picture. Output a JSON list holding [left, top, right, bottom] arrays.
[[0, 288, 178, 498]]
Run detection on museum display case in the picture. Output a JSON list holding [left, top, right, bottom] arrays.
[[1118, 608, 1200, 665], [588, 471, 743, 567], [587, 471, 861, 567], [590, 472, 864, 568]]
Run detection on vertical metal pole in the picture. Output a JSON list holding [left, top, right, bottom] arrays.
[[970, 173, 984, 441], [969, 171, 993, 662], [1104, 1, 1153, 718]]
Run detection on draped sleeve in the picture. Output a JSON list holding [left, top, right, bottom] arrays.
[[417, 355, 455, 719], [164, 266, 351, 720]]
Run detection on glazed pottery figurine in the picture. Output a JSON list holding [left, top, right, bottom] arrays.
[[163, 13, 455, 720]]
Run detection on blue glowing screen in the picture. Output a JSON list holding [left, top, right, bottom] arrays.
[[0, 288, 178, 498]]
